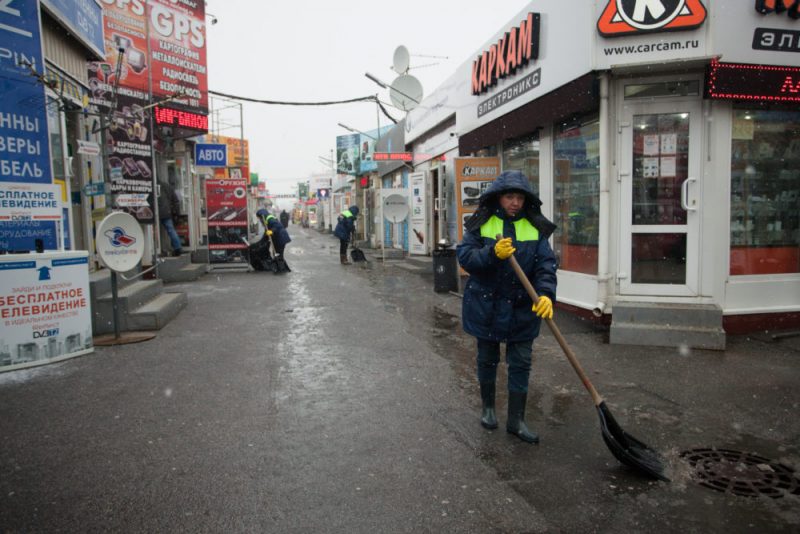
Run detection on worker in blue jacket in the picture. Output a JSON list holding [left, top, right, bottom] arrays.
[[256, 209, 291, 256], [457, 170, 557, 444], [333, 205, 359, 264]]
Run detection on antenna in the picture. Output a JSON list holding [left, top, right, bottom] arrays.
[[392, 45, 410, 74], [389, 75, 423, 112]]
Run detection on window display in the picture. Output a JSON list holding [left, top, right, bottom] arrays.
[[553, 118, 599, 275], [730, 109, 800, 275]]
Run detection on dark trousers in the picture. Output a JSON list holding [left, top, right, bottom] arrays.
[[477, 339, 533, 393], [339, 239, 348, 255]]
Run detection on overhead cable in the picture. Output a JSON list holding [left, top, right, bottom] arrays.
[[207, 89, 401, 126], [207, 89, 376, 106]]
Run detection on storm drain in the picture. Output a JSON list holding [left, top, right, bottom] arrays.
[[680, 448, 800, 499]]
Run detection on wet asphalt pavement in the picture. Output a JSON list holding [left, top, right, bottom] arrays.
[[1, 227, 799, 533]]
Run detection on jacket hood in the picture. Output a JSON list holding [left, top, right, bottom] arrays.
[[256, 209, 269, 218], [348, 205, 359, 217], [479, 170, 538, 209], [464, 170, 556, 239]]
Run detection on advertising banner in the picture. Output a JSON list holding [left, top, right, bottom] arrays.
[[409, 172, 427, 255], [336, 134, 359, 175], [147, 0, 208, 113], [107, 92, 155, 223], [87, 1, 154, 223], [205, 178, 248, 263], [0, 0, 56, 252], [88, 0, 150, 106], [0, 0, 51, 186], [455, 157, 500, 242], [0, 251, 93, 372]]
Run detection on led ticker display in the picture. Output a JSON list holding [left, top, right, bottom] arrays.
[[374, 152, 413, 161], [706, 59, 800, 103], [153, 106, 209, 131]]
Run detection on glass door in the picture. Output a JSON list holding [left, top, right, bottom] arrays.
[[619, 99, 702, 296]]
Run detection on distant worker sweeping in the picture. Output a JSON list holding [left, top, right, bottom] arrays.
[[334, 205, 359, 265], [457, 170, 557, 444]]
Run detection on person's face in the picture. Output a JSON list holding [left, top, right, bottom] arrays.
[[499, 192, 525, 217]]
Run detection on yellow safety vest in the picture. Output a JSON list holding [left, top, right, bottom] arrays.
[[480, 215, 539, 242]]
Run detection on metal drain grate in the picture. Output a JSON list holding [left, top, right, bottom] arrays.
[[680, 448, 800, 499]]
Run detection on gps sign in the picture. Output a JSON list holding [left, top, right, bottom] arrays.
[[195, 143, 227, 167]]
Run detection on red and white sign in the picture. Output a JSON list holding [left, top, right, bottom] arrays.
[[597, 0, 707, 37], [148, 0, 208, 113]]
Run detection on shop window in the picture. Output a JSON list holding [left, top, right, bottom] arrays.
[[553, 117, 600, 275], [730, 109, 800, 275], [502, 132, 540, 195]]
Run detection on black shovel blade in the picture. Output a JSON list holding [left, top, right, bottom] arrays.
[[596, 401, 670, 482]]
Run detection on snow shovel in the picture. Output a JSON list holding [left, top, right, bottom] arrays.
[[504, 243, 669, 481]]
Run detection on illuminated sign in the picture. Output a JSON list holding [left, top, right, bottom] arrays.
[[153, 106, 208, 131], [374, 152, 413, 161], [471, 12, 540, 95], [705, 60, 800, 102]]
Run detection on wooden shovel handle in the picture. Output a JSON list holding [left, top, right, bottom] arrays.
[[497, 235, 603, 406]]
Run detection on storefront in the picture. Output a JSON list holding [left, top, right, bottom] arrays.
[[40, 1, 106, 266], [422, 0, 799, 342]]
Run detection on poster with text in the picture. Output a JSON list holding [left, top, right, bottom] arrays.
[[0, 252, 93, 371], [147, 0, 208, 113], [107, 92, 155, 223]]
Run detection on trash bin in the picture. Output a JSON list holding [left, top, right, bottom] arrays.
[[432, 244, 458, 293]]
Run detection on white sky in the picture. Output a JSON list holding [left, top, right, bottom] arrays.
[[204, 0, 528, 201]]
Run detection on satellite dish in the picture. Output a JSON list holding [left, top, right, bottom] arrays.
[[383, 193, 408, 223], [392, 45, 410, 74], [389, 75, 423, 112]]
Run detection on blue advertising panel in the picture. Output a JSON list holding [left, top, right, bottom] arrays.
[[195, 143, 228, 167], [0, 0, 51, 185], [0, 0, 57, 252], [40, 0, 104, 58]]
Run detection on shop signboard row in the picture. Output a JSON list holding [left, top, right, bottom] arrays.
[[87, 0, 209, 224]]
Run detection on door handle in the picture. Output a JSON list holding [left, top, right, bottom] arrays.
[[681, 177, 697, 211]]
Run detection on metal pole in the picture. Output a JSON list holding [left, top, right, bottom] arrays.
[[111, 270, 121, 340]]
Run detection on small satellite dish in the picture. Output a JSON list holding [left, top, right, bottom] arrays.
[[383, 193, 408, 223], [392, 45, 410, 74], [389, 75, 423, 112]]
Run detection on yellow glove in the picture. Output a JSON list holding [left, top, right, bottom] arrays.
[[266, 229, 273, 237], [494, 237, 515, 260], [532, 296, 553, 319]]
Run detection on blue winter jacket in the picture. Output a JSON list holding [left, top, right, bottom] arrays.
[[457, 170, 557, 343], [334, 205, 359, 241]]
